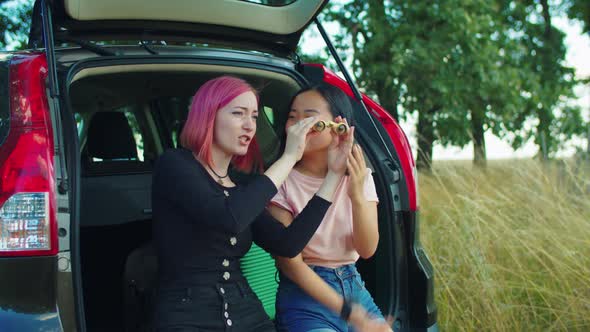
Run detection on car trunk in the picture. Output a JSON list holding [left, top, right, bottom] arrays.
[[64, 59, 305, 331]]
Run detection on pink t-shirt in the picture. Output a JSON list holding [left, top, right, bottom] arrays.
[[270, 168, 379, 268]]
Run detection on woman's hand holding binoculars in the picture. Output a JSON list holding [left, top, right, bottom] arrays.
[[313, 120, 350, 135]]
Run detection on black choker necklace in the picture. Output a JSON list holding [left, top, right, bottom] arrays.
[[208, 165, 229, 185], [192, 151, 229, 185]]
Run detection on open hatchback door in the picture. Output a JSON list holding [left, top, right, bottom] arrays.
[[30, 0, 327, 54]]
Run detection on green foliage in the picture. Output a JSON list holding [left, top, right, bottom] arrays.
[[495, 0, 582, 157], [295, 45, 329, 65], [314, 0, 584, 165], [1, 0, 585, 162], [0, 0, 33, 51], [567, 0, 590, 34]]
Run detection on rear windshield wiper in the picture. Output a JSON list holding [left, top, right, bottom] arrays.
[[58, 37, 119, 56]]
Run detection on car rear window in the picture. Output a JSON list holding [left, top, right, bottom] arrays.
[[0, 54, 10, 146], [75, 103, 158, 174]]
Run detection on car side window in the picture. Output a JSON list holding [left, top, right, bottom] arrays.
[[263, 106, 274, 126], [77, 108, 146, 162], [75, 103, 159, 176], [122, 109, 145, 162], [151, 97, 190, 149]]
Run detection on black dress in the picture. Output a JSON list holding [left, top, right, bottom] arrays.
[[151, 148, 331, 331]]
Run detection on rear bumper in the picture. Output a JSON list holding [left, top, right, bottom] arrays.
[[0, 256, 63, 331]]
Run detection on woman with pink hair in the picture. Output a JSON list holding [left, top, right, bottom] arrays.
[[151, 76, 354, 331]]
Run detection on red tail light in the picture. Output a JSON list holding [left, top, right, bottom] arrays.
[[308, 64, 418, 211], [0, 53, 57, 256]]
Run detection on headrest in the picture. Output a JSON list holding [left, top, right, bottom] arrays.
[[87, 112, 138, 160]]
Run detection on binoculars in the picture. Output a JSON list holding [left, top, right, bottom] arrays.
[[312, 120, 350, 135]]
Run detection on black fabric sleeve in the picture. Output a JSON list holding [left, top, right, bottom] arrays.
[[251, 195, 331, 258], [153, 150, 277, 234]]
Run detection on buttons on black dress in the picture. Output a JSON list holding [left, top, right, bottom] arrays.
[[219, 236, 237, 325]]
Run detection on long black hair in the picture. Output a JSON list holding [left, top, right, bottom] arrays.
[[276, 83, 356, 159], [288, 83, 355, 126]]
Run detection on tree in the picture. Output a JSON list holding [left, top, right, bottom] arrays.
[[320, 0, 584, 168], [566, 0, 590, 159], [0, 0, 33, 51], [495, 0, 583, 159], [567, 0, 590, 35], [324, 0, 531, 169]]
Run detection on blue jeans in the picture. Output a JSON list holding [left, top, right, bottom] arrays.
[[275, 264, 385, 332]]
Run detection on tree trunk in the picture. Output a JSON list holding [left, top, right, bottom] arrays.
[[416, 108, 436, 171], [471, 109, 487, 167], [537, 0, 553, 160], [376, 90, 399, 122], [536, 110, 551, 161], [368, 0, 399, 121], [540, 0, 552, 36]]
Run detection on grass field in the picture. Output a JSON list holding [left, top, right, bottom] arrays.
[[419, 159, 590, 331]]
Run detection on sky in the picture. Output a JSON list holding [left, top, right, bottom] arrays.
[[300, 16, 590, 161]]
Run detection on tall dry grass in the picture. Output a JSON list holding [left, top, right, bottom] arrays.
[[419, 159, 590, 331]]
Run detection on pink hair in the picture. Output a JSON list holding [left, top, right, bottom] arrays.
[[180, 75, 263, 173]]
